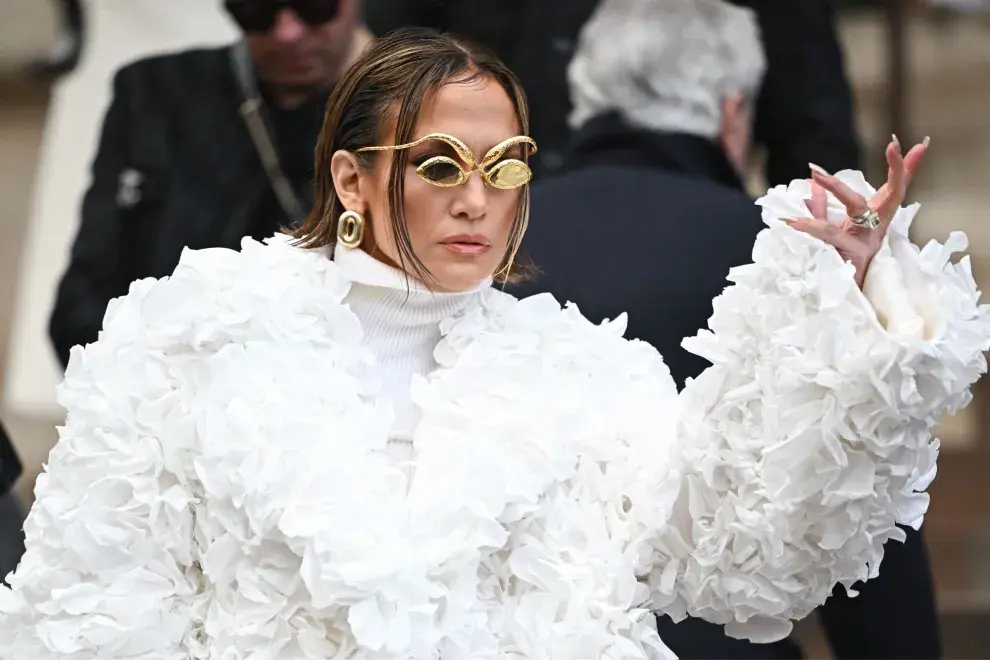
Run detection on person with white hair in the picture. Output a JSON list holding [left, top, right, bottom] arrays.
[[516, 0, 770, 385], [514, 1, 941, 657], [566, 0, 766, 180]]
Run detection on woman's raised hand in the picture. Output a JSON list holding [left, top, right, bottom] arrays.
[[786, 136, 928, 287]]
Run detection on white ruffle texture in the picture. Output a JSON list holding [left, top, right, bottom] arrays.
[[1, 170, 988, 658], [657, 170, 990, 642]]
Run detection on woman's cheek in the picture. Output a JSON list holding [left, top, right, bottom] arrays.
[[494, 191, 520, 244], [402, 176, 436, 243]]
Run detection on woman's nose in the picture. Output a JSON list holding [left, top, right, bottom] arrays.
[[451, 171, 489, 221]]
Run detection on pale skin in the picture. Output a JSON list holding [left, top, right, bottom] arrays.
[[332, 72, 928, 293]]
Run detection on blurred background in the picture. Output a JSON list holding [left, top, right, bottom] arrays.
[[1, 0, 989, 657]]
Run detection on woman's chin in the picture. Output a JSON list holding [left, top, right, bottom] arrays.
[[429, 262, 495, 293]]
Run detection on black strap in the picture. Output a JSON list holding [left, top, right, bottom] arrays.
[[229, 41, 307, 226]]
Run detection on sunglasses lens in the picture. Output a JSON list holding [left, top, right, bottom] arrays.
[[418, 159, 466, 187], [292, 0, 341, 24], [225, 0, 340, 32], [487, 161, 532, 189], [225, 1, 277, 32]]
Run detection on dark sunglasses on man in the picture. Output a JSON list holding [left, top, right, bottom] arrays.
[[224, 0, 341, 33]]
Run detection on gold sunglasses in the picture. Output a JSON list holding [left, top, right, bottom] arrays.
[[355, 133, 538, 190]]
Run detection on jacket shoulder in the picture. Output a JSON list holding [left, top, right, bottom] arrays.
[[67, 236, 347, 367], [112, 46, 232, 93]]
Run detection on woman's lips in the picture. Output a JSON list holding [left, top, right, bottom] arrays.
[[441, 235, 490, 256], [442, 242, 490, 256]]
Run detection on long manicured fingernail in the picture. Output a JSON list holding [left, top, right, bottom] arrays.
[[892, 133, 901, 150], [808, 162, 831, 177], [923, 136, 931, 148]]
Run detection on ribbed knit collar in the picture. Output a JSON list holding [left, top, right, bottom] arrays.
[[332, 245, 489, 326]]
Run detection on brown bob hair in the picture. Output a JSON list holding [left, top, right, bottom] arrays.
[[290, 27, 535, 285]]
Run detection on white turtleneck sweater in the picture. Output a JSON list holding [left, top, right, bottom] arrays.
[[333, 245, 489, 436]]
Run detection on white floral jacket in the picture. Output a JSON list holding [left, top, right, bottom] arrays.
[[1, 172, 988, 659]]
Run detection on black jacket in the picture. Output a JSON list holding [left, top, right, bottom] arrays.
[[511, 114, 940, 659], [365, 0, 861, 183], [50, 46, 327, 368], [0, 421, 21, 497]]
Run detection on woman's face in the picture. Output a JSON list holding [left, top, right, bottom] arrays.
[[358, 76, 525, 292]]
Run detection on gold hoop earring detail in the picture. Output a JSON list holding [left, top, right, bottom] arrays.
[[337, 210, 365, 249]]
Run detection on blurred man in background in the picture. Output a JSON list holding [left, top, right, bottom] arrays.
[[512, 0, 941, 657], [365, 0, 861, 184], [49, 0, 372, 367]]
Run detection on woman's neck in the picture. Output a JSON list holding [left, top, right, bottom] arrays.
[[333, 245, 488, 431]]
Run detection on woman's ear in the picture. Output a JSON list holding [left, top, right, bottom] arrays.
[[330, 150, 368, 213]]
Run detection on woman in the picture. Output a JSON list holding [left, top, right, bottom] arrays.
[[1, 29, 987, 659]]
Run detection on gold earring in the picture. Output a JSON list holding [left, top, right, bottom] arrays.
[[337, 210, 365, 248]]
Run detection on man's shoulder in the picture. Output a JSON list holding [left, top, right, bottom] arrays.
[[539, 163, 749, 197], [661, 173, 762, 219], [114, 45, 234, 91], [532, 165, 762, 229]]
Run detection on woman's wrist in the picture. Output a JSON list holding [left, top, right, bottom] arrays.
[[854, 253, 872, 289]]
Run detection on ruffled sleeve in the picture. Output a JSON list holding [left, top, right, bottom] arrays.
[[648, 171, 990, 643]]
